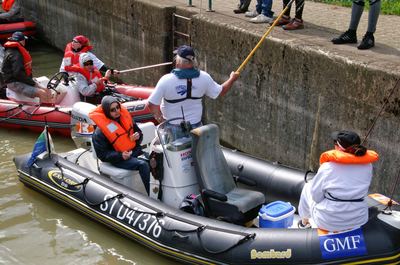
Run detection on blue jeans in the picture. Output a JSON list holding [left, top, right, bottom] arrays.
[[256, 0, 274, 17], [112, 157, 150, 195]]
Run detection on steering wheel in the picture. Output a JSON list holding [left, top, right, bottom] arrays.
[[100, 84, 137, 103], [47, 72, 69, 94]]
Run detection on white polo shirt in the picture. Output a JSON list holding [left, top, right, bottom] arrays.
[[148, 70, 222, 124]]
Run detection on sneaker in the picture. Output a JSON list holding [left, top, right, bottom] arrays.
[[331, 30, 357, 44], [282, 18, 304, 30], [358, 32, 375, 50], [245, 10, 259, 18], [298, 220, 312, 229], [250, 14, 274, 24], [273, 15, 291, 26]]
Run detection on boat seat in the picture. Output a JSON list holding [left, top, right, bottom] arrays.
[[191, 124, 265, 225], [93, 122, 156, 190]]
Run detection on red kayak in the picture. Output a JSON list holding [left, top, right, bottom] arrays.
[[0, 78, 155, 137], [0, 21, 36, 40]]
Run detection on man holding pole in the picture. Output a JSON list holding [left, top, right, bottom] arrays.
[[147, 45, 239, 127]]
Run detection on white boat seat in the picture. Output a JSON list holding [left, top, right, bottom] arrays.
[[191, 124, 265, 225]]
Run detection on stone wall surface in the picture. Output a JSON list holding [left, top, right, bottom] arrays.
[[21, 0, 400, 200]]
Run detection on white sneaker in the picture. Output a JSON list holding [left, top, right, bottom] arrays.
[[250, 14, 274, 24], [245, 10, 259, 18]]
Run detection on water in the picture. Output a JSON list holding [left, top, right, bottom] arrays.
[[0, 41, 177, 265]]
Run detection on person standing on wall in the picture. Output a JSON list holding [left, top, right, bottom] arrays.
[[274, 0, 305, 30], [331, 0, 381, 50], [147, 45, 239, 128]]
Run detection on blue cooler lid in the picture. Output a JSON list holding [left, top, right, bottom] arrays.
[[260, 201, 293, 218]]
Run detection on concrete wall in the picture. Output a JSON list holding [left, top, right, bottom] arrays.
[[21, 0, 400, 200]]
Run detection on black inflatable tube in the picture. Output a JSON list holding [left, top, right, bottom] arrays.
[[222, 147, 314, 209]]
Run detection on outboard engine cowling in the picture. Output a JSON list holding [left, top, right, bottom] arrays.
[[70, 102, 96, 149]]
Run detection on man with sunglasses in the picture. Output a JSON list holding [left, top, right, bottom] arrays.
[[65, 53, 112, 101], [90, 96, 150, 194]]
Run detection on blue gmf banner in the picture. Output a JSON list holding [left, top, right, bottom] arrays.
[[319, 228, 367, 260]]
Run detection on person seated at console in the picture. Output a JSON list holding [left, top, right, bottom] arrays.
[[65, 53, 115, 102]]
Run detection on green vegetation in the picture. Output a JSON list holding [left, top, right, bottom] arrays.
[[310, 0, 400, 16]]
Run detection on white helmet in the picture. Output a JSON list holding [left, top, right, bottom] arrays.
[[79, 53, 92, 67]]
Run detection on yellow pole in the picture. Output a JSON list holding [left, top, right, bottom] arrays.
[[235, 0, 295, 74]]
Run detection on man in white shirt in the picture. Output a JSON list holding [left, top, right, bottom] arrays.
[[147, 45, 239, 127]]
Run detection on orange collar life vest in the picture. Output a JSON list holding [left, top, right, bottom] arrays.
[[4, 41, 32, 77], [320, 149, 379, 165], [65, 64, 105, 93], [2, 0, 15, 12], [89, 105, 136, 152], [63, 43, 92, 67]]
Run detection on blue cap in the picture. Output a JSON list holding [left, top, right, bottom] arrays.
[[8, 31, 28, 42], [174, 45, 195, 61]]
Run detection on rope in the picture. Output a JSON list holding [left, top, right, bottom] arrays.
[[383, 167, 400, 213], [0, 103, 71, 123], [361, 78, 400, 145], [360, 78, 400, 213]]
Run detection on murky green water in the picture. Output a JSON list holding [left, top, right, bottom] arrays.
[[0, 41, 177, 265]]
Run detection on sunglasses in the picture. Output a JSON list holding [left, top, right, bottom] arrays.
[[110, 105, 121, 112], [83, 61, 93, 66], [72, 39, 80, 43]]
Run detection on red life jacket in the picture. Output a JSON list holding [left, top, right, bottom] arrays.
[[320, 149, 379, 165], [89, 105, 136, 152], [62, 43, 92, 68], [3, 41, 32, 77], [64, 64, 105, 93], [2, 0, 15, 12]]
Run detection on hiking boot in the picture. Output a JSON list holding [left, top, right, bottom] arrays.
[[245, 10, 259, 18], [234, 0, 251, 14], [358, 32, 375, 50], [250, 14, 274, 24], [273, 15, 291, 26], [331, 29, 357, 44], [282, 18, 304, 30], [298, 220, 312, 229]]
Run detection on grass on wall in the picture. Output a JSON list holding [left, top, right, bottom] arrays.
[[310, 0, 400, 15]]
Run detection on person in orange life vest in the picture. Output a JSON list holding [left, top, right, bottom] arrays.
[[1, 31, 52, 102], [0, 0, 22, 23], [298, 130, 379, 231], [60, 35, 117, 75], [65, 53, 112, 101], [90, 96, 150, 194]]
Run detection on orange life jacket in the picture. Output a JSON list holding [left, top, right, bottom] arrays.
[[2, 0, 15, 12], [62, 43, 92, 67], [320, 149, 379, 165], [89, 105, 136, 152], [65, 64, 105, 93], [3, 41, 32, 77]]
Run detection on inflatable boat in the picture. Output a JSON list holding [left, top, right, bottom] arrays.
[[13, 106, 400, 264], [0, 73, 154, 136], [0, 20, 36, 40]]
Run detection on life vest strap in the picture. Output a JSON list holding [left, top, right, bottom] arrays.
[[165, 78, 202, 103], [325, 192, 364, 202]]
